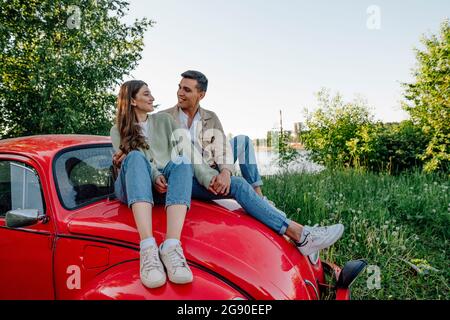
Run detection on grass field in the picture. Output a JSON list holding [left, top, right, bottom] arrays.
[[262, 169, 449, 300]]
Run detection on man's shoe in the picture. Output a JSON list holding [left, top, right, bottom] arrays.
[[140, 245, 167, 288], [296, 224, 344, 256], [159, 243, 193, 284]]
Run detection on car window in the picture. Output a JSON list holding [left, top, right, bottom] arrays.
[[0, 161, 45, 217], [54, 146, 115, 210]]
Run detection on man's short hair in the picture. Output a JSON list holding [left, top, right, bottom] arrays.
[[181, 70, 208, 92]]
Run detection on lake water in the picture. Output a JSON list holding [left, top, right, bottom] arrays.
[[241, 150, 324, 176]]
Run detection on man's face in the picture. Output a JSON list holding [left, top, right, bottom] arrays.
[[177, 78, 205, 110]]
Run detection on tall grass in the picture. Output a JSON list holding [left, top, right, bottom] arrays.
[[262, 169, 449, 299]]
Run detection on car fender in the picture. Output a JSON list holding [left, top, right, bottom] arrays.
[[75, 260, 249, 300]]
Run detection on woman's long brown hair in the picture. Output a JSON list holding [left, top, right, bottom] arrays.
[[116, 80, 150, 154]]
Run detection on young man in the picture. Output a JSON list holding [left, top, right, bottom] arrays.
[[160, 70, 270, 202], [160, 71, 344, 256]]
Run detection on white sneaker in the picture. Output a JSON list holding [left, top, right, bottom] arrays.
[[159, 243, 193, 284], [296, 224, 344, 256], [140, 245, 167, 288]]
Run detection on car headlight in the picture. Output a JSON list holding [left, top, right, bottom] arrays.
[[308, 250, 320, 265]]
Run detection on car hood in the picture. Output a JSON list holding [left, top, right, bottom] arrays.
[[67, 199, 317, 299]]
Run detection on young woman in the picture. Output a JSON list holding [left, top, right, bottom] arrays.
[[111, 80, 219, 289]]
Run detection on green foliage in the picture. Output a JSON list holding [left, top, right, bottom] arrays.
[[0, 0, 153, 138], [303, 88, 432, 174], [402, 19, 450, 173], [275, 129, 298, 169], [303, 88, 373, 169], [263, 170, 450, 299], [370, 121, 429, 174], [346, 121, 429, 174]]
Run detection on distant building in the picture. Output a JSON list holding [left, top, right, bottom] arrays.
[[293, 122, 304, 142]]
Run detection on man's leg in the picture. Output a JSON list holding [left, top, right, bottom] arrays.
[[191, 176, 344, 256], [192, 175, 290, 235], [230, 135, 263, 196]]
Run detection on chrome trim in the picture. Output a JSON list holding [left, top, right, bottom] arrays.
[[304, 280, 319, 299]]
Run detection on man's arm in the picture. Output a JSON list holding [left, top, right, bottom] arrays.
[[167, 115, 219, 191]]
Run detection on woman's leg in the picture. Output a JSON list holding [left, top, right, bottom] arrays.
[[158, 156, 194, 284], [132, 202, 154, 240], [161, 155, 193, 239], [114, 150, 166, 288], [115, 150, 155, 240]]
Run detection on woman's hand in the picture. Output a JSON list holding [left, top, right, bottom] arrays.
[[154, 175, 168, 194], [113, 150, 126, 168]]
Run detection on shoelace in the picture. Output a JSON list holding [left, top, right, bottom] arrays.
[[167, 246, 187, 270], [141, 247, 162, 273], [308, 226, 329, 239]]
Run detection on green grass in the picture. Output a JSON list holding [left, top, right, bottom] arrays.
[[262, 169, 450, 300]]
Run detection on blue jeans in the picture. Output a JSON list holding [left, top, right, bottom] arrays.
[[191, 176, 291, 235], [115, 151, 193, 209], [230, 135, 263, 188]]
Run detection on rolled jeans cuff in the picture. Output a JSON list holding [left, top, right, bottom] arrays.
[[128, 198, 154, 208], [279, 218, 292, 235], [165, 200, 191, 211], [251, 180, 263, 188]]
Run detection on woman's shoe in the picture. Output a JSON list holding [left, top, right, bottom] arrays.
[[140, 244, 167, 288], [159, 242, 193, 284]]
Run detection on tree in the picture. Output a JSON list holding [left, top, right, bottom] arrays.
[[402, 19, 450, 172], [0, 0, 153, 138], [303, 88, 373, 168]]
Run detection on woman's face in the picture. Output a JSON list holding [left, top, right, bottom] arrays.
[[131, 85, 155, 114]]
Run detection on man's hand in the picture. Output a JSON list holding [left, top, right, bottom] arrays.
[[211, 169, 231, 195], [154, 175, 168, 194], [113, 150, 126, 168], [207, 176, 218, 195]]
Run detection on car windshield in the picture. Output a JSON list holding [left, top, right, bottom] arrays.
[[54, 145, 115, 210]]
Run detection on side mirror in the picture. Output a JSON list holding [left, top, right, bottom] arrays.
[[5, 209, 48, 228], [336, 259, 368, 289]]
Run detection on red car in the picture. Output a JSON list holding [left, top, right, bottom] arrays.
[[0, 135, 366, 300]]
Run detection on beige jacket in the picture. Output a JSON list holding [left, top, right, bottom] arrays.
[[159, 105, 235, 175]]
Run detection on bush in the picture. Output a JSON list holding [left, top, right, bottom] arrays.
[[402, 19, 450, 173], [303, 89, 429, 174], [347, 121, 429, 174], [303, 88, 373, 169]]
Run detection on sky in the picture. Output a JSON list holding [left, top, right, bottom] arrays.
[[121, 0, 449, 139]]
